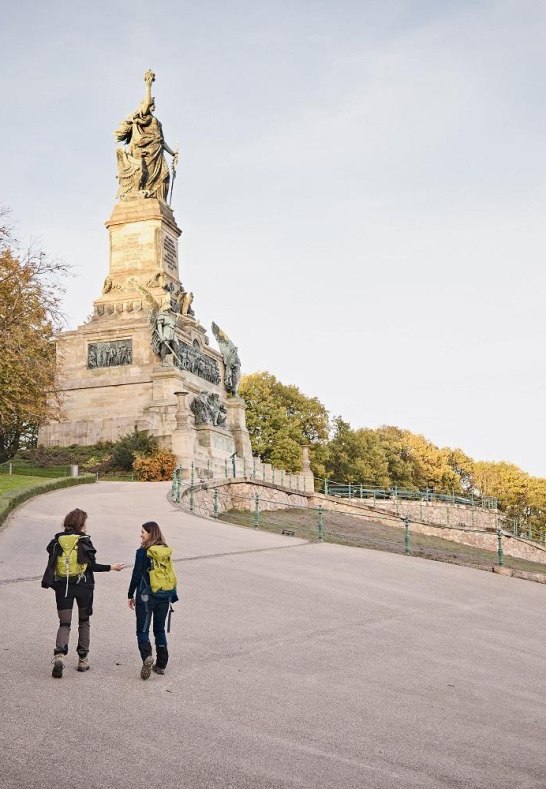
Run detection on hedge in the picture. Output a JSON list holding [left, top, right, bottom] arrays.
[[0, 474, 97, 529]]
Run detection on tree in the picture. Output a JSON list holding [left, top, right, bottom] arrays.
[[239, 372, 330, 475], [326, 418, 390, 486], [473, 461, 530, 515], [0, 212, 69, 461], [374, 426, 415, 488]]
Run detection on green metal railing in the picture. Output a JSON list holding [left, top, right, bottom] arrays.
[[317, 479, 497, 510]]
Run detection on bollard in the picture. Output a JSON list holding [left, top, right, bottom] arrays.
[[213, 487, 219, 518], [403, 516, 411, 554], [497, 528, 504, 566], [318, 505, 324, 542], [253, 493, 260, 528]]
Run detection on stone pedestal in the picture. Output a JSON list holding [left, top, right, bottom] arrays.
[[95, 198, 182, 317], [38, 197, 253, 475], [226, 397, 253, 461], [301, 445, 315, 493]]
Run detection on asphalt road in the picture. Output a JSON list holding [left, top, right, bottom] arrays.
[[0, 482, 544, 789]]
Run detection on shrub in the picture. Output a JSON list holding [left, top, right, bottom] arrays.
[[133, 450, 177, 481], [110, 429, 158, 471]]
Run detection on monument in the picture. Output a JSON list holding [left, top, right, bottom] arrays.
[[38, 71, 253, 478]]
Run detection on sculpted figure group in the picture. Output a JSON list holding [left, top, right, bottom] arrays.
[[190, 392, 227, 427]]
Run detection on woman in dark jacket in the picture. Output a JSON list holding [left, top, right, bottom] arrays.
[[42, 508, 125, 678], [128, 521, 178, 680]]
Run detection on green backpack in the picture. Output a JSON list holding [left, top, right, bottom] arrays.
[[147, 545, 177, 596], [55, 534, 88, 592]]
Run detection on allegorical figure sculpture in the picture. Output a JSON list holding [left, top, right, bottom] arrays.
[[190, 392, 227, 427], [212, 322, 241, 396], [115, 69, 178, 202]]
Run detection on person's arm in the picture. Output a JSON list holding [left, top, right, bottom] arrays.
[[128, 549, 146, 607], [94, 562, 125, 572], [82, 538, 125, 573]]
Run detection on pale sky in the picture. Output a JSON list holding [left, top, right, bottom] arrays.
[[3, 0, 546, 476]]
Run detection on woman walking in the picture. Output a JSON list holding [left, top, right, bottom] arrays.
[[41, 508, 125, 678], [128, 521, 178, 679]]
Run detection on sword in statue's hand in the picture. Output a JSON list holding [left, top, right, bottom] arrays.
[[169, 147, 179, 206]]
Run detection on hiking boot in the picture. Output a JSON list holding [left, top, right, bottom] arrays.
[[51, 654, 64, 679], [77, 656, 90, 672], [140, 655, 154, 680], [152, 663, 165, 675]]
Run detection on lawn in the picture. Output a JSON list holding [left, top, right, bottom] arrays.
[[0, 474, 57, 496]]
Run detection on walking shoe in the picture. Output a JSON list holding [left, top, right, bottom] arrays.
[[152, 663, 165, 675], [77, 656, 90, 672], [51, 654, 64, 679], [140, 655, 154, 680]]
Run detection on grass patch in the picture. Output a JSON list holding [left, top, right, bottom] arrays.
[[219, 508, 546, 575], [0, 474, 52, 496], [0, 474, 96, 529]]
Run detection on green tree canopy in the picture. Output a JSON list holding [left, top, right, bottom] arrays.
[[239, 371, 329, 475]]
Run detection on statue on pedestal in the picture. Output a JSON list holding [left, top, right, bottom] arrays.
[[190, 392, 227, 427], [212, 322, 241, 396], [115, 70, 178, 202]]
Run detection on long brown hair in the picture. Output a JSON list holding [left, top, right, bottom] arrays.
[[63, 508, 87, 533], [142, 521, 167, 548]]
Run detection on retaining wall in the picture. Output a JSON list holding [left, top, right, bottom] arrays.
[[175, 479, 546, 566]]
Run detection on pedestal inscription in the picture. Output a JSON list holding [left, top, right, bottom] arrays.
[[163, 233, 178, 273]]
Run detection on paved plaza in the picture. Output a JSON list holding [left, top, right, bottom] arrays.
[[0, 482, 544, 788]]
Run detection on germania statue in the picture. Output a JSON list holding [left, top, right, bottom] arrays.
[[114, 70, 178, 203]]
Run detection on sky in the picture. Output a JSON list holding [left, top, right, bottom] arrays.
[[3, 0, 546, 476]]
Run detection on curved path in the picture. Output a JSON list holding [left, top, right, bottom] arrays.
[[0, 482, 544, 789]]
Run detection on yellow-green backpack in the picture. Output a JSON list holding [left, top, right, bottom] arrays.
[[55, 534, 88, 585], [147, 545, 177, 596]]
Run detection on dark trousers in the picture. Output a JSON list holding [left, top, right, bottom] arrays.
[[54, 585, 93, 657], [135, 596, 169, 668]]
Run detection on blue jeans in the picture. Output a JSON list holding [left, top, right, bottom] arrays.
[[135, 596, 170, 667]]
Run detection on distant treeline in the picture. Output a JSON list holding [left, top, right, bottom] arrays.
[[240, 372, 546, 537]]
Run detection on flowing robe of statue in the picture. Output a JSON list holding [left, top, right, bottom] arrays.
[[115, 70, 177, 202]]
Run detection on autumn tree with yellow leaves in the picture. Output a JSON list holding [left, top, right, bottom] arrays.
[[0, 212, 69, 461]]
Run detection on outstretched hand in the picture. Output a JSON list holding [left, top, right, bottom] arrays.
[[111, 563, 126, 572]]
